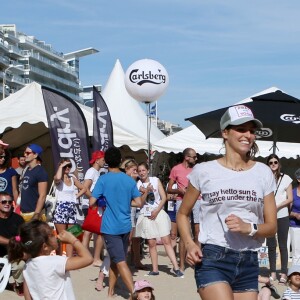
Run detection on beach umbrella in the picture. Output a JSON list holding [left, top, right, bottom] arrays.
[[186, 90, 300, 153]]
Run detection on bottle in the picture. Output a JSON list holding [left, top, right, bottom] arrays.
[[67, 224, 83, 237]]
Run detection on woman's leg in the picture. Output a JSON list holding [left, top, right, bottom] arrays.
[[266, 235, 277, 279], [290, 227, 300, 264], [93, 234, 104, 266], [148, 239, 158, 272], [277, 216, 290, 278], [161, 235, 179, 270], [170, 221, 178, 250]]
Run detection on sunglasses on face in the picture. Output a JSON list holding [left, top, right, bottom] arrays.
[[24, 151, 34, 156], [63, 163, 72, 168], [1, 200, 13, 205], [268, 161, 278, 166], [0, 155, 5, 159]]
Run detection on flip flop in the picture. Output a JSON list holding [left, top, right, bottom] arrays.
[[279, 276, 287, 285]]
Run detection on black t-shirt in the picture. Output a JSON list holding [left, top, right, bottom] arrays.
[[20, 165, 48, 213], [0, 213, 24, 257]]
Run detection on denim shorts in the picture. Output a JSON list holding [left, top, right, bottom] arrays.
[[195, 244, 259, 292], [103, 232, 130, 264]]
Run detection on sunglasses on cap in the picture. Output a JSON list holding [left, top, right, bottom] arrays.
[[1, 200, 13, 205], [268, 161, 278, 166]]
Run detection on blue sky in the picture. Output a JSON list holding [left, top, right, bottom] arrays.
[[2, 1, 300, 127]]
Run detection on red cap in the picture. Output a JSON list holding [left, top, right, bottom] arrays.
[[89, 150, 105, 164]]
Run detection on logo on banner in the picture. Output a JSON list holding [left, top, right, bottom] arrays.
[[96, 107, 110, 150], [50, 107, 84, 179], [255, 128, 273, 139], [280, 114, 300, 124]]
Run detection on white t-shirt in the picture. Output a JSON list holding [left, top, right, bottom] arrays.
[[275, 173, 293, 219], [137, 177, 160, 213], [23, 255, 75, 300], [82, 167, 100, 207], [188, 160, 275, 251]]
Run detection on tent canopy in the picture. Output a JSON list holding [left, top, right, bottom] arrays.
[[0, 82, 152, 152], [153, 87, 300, 159]]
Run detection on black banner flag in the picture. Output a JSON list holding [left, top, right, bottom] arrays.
[[92, 86, 114, 151], [42, 86, 90, 182]]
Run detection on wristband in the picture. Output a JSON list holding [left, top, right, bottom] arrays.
[[248, 223, 258, 236]]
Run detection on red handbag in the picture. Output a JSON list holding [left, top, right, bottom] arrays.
[[82, 206, 102, 234]]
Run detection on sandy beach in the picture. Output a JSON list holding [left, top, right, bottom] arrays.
[[1, 244, 289, 299]]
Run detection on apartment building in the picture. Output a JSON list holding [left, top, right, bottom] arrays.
[[0, 24, 98, 102]]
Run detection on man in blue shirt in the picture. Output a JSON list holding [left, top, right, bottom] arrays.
[[90, 147, 143, 299]]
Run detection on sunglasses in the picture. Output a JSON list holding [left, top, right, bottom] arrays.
[[0, 155, 5, 159], [24, 151, 34, 156], [1, 200, 13, 205], [268, 161, 278, 166], [64, 164, 72, 168]]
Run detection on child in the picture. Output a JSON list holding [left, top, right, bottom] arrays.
[[8, 220, 93, 300], [282, 265, 300, 299], [132, 280, 155, 300]]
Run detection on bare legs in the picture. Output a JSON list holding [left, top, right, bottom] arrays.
[[148, 235, 180, 272], [82, 231, 104, 266], [108, 261, 133, 298]]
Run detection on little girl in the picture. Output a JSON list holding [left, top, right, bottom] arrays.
[[8, 220, 93, 300], [132, 280, 156, 300], [282, 265, 300, 299]]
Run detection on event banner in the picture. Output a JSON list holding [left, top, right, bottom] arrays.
[[42, 86, 90, 181], [92, 86, 114, 151]]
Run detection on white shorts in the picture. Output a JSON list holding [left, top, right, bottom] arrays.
[[135, 209, 171, 239]]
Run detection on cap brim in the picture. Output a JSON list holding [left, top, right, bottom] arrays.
[[226, 117, 263, 129]]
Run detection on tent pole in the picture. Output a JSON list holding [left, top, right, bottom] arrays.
[[146, 102, 152, 175]]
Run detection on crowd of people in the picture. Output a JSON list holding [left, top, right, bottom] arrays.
[[1, 105, 300, 299]]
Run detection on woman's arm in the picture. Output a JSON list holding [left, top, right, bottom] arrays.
[[177, 182, 202, 265], [149, 179, 166, 220], [11, 175, 19, 203], [226, 192, 277, 238], [54, 162, 67, 184], [73, 177, 87, 199], [277, 183, 293, 211]]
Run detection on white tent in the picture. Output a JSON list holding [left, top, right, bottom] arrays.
[[0, 82, 150, 151], [152, 87, 300, 159], [102, 59, 165, 143]]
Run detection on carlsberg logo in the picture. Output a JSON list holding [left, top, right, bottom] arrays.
[[129, 69, 166, 86]]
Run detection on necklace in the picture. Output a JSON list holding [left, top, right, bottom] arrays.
[[223, 157, 246, 172], [231, 167, 244, 172]]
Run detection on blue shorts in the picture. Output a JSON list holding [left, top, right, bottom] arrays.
[[195, 244, 259, 292], [103, 233, 130, 264], [167, 201, 177, 222]]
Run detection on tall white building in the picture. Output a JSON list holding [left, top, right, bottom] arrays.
[[0, 24, 98, 102]]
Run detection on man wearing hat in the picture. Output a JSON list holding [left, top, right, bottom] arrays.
[[20, 144, 48, 222], [82, 150, 106, 267]]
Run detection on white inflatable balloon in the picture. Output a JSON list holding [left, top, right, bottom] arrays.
[[124, 59, 169, 103]]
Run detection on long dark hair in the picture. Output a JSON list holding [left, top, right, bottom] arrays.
[[266, 154, 281, 180], [8, 220, 53, 262]]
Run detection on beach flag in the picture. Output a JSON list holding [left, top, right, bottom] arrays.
[[42, 86, 90, 182], [150, 102, 157, 117], [92, 86, 114, 152]]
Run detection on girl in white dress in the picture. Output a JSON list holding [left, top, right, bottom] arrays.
[[136, 162, 183, 277]]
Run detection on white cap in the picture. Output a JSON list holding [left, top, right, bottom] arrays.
[[287, 265, 300, 277], [220, 105, 263, 130]]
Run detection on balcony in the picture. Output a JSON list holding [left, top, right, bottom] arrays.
[[18, 35, 64, 61]]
